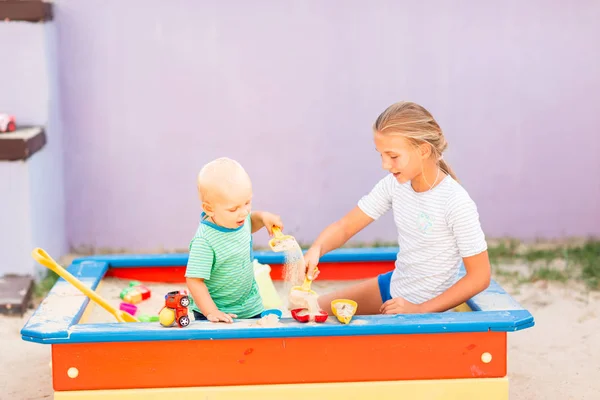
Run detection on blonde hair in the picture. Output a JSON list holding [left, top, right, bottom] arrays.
[[373, 101, 457, 181], [197, 157, 250, 202]]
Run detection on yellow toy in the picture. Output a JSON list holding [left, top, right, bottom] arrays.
[[269, 226, 297, 252], [159, 307, 176, 326], [291, 267, 318, 293], [31, 248, 140, 323], [331, 299, 358, 324]]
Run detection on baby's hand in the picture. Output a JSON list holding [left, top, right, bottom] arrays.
[[262, 212, 284, 236], [206, 310, 237, 323]]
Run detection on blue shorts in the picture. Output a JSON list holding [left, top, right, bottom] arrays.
[[378, 271, 393, 303], [377, 271, 456, 313]]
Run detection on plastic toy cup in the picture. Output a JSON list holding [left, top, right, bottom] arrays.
[[260, 309, 283, 319], [291, 308, 328, 323], [331, 299, 358, 324]]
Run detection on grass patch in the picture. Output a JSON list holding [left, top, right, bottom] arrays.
[[529, 267, 569, 283], [570, 241, 600, 289], [488, 239, 521, 264], [290, 237, 600, 288], [488, 239, 600, 289], [33, 270, 60, 299], [287, 240, 398, 251]]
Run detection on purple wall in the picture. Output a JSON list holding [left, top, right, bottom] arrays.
[[55, 0, 600, 251], [0, 21, 67, 275]]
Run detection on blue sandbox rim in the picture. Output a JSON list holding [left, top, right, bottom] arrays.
[[69, 246, 400, 267], [21, 247, 534, 344]]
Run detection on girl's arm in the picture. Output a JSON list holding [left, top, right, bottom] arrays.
[[380, 251, 491, 314], [305, 206, 374, 277], [306, 174, 395, 278], [419, 251, 491, 313], [312, 206, 374, 254]]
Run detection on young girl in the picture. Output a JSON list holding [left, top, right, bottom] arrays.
[[304, 101, 491, 315]]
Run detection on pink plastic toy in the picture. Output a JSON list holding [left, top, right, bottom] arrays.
[[119, 302, 138, 316]]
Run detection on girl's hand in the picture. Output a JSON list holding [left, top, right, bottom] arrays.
[[304, 246, 321, 280], [380, 297, 422, 314], [261, 212, 283, 236]]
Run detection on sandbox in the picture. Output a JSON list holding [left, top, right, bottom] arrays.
[[21, 247, 534, 399]]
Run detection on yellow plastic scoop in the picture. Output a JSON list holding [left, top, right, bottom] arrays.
[[269, 226, 298, 252], [32, 247, 140, 323], [293, 268, 318, 293], [331, 299, 358, 324], [288, 267, 320, 310]]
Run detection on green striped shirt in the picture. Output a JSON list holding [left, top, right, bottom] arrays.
[[185, 213, 263, 319]]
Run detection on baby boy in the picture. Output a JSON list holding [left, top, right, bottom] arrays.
[[185, 157, 283, 323]]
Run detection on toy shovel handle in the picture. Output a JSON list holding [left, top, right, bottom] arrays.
[[271, 226, 284, 238], [31, 247, 137, 323], [32, 247, 63, 275]]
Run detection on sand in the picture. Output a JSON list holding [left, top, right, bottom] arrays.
[[253, 313, 281, 327], [334, 302, 355, 318], [3, 273, 600, 399], [81, 277, 354, 323]]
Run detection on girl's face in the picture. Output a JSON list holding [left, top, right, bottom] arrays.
[[374, 132, 428, 184]]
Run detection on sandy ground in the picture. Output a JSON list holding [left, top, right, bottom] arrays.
[[2, 272, 600, 399], [82, 278, 345, 323]]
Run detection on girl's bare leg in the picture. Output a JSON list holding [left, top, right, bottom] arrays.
[[318, 278, 383, 315]]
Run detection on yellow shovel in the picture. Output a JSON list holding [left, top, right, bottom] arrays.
[[269, 226, 298, 252], [292, 268, 319, 293], [32, 248, 140, 323]]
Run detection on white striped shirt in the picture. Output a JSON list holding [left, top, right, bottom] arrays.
[[358, 174, 488, 304]]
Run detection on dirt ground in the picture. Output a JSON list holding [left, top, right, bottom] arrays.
[[2, 271, 600, 399]]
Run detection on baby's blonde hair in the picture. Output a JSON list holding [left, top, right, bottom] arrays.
[[373, 101, 457, 181], [197, 157, 250, 202]]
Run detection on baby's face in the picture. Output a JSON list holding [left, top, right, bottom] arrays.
[[208, 183, 253, 229]]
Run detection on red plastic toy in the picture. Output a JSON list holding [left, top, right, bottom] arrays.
[[159, 290, 191, 328], [0, 114, 16, 133], [291, 308, 328, 323]]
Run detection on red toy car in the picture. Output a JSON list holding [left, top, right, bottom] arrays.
[[160, 290, 191, 328], [0, 114, 16, 133]]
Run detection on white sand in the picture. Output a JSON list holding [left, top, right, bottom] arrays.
[[3, 274, 600, 399], [82, 278, 357, 323]]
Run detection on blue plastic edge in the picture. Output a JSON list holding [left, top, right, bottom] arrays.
[[22, 248, 535, 344], [22, 309, 534, 344], [20, 261, 108, 341], [70, 247, 400, 267]]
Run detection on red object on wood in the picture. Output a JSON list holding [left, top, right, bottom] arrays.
[[290, 308, 328, 323]]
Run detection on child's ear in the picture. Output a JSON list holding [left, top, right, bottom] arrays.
[[419, 143, 432, 159], [202, 202, 213, 216]]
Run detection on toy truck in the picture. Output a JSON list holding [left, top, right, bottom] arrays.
[[159, 290, 190, 328]]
